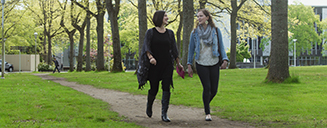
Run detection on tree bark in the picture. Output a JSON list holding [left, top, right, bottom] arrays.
[[229, 0, 238, 69], [68, 33, 75, 72], [176, 0, 182, 56], [106, 0, 122, 72], [266, 0, 290, 83], [182, 0, 194, 73], [136, 0, 147, 73], [85, 13, 91, 71], [96, 12, 105, 71]]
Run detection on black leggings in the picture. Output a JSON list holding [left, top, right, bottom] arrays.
[[196, 63, 220, 115], [148, 77, 171, 96]]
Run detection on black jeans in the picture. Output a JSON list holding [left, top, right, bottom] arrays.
[[196, 63, 220, 115], [53, 66, 60, 73]]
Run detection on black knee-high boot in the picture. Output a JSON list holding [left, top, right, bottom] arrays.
[[146, 91, 156, 118], [161, 91, 171, 122]]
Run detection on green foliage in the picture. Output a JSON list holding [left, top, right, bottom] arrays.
[[118, 3, 140, 60], [322, 43, 327, 56], [288, 2, 321, 56], [227, 40, 251, 62], [283, 75, 300, 84], [0, 73, 141, 127], [38, 62, 53, 71], [259, 37, 270, 51], [6, 50, 20, 55]]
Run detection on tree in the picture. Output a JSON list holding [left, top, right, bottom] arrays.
[[44, 0, 63, 65], [266, 0, 289, 83], [59, 0, 77, 71], [213, 0, 270, 69], [106, 0, 122, 72], [229, 0, 247, 69], [182, 0, 193, 72], [70, 1, 89, 72], [288, 2, 321, 56], [73, 0, 106, 71], [1, 0, 33, 52]]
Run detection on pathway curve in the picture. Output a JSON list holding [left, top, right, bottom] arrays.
[[34, 73, 254, 128]]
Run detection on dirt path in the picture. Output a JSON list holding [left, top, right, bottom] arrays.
[[34, 73, 255, 128]]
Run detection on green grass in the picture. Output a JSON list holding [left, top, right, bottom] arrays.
[[51, 66, 327, 127], [0, 73, 143, 128]]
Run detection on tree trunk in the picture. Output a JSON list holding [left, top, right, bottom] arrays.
[[136, 0, 147, 74], [47, 33, 52, 65], [229, 0, 238, 69], [76, 30, 85, 71], [106, 0, 122, 72], [182, 0, 194, 72], [176, 0, 182, 56], [138, 0, 147, 58], [266, 0, 290, 83], [69, 33, 75, 72], [96, 12, 105, 71], [85, 14, 91, 71], [43, 27, 47, 64]]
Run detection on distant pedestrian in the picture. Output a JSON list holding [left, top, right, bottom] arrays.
[[53, 58, 60, 73]]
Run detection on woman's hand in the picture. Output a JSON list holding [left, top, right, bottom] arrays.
[[221, 60, 228, 69], [187, 65, 193, 78], [150, 58, 157, 65], [177, 63, 184, 72]]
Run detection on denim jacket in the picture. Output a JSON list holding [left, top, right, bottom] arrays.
[[187, 27, 229, 65]]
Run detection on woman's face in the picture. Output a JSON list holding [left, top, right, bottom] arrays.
[[162, 13, 169, 26], [197, 11, 209, 25]]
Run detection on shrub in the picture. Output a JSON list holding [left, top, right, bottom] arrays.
[[38, 62, 53, 71]]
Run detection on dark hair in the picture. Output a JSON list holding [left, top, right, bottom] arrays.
[[152, 10, 166, 27], [194, 9, 216, 30]]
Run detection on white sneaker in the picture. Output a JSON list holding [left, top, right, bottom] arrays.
[[205, 114, 212, 121]]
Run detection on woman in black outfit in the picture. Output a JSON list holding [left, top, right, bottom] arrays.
[[137, 10, 183, 122]]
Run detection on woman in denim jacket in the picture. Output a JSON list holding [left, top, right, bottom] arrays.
[[187, 9, 229, 121]]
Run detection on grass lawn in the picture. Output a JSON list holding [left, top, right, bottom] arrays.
[[51, 66, 327, 128], [0, 73, 142, 128]]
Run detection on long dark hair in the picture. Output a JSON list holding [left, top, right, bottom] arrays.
[[194, 9, 216, 30]]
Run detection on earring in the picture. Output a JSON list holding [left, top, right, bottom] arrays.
[[205, 20, 208, 24]]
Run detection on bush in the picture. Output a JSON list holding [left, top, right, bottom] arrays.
[[38, 62, 53, 71]]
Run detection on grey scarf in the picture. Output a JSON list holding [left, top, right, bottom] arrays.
[[196, 24, 213, 46]]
